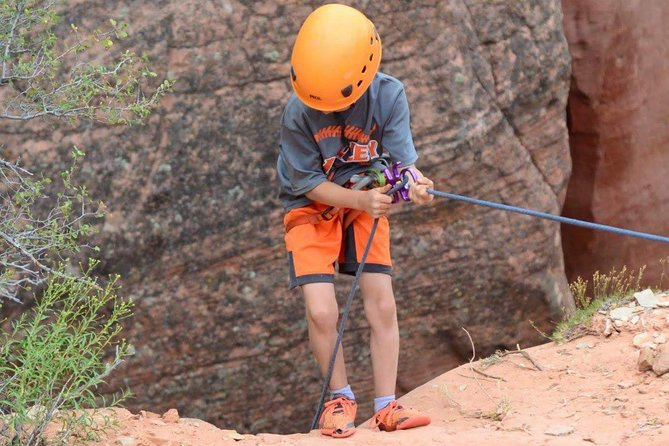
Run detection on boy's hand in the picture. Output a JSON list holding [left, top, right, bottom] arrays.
[[407, 174, 434, 205], [358, 184, 393, 218]]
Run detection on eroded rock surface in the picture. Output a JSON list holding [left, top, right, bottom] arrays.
[[2, 0, 573, 433], [561, 0, 669, 284]]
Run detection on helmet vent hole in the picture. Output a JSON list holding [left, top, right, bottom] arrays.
[[369, 53, 373, 61], [357, 80, 363, 87], [361, 65, 367, 74], [341, 84, 353, 98], [370, 37, 373, 45], [290, 66, 296, 82]]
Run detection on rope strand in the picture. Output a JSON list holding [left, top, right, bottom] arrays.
[[427, 189, 669, 244]]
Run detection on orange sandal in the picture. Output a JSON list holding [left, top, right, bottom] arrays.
[[318, 396, 357, 438], [370, 400, 431, 432]]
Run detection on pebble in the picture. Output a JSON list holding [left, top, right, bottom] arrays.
[[634, 289, 658, 308], [116, 437, 136, 446], [638, 348, 655, 372], [545, 424, 575, 436], [617, 380, 636, 389], [655, 333, 667, 344], [576, 342, 594, 350], [610, 307, 635, 322], [224, 430, 246, 440], [632, 332, 653, 348], [652, 344, 669, 376], [162, 408, 180, 423]]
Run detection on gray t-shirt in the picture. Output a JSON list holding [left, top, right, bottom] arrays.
[[277, 72, 418, 210]]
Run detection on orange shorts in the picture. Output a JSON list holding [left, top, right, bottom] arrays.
[[284, 203, 392, 289]]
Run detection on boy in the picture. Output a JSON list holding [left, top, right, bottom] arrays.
[[277, 3, 434, 438]]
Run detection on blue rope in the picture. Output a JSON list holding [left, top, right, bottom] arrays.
[[310, 218, 379, 430], [427, 189, 669, 245]]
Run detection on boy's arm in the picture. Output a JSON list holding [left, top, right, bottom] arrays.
[[306, 181, 393, 218], [381, 86, 434, 205]]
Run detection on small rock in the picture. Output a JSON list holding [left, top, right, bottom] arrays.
[[150, 419, 166, 426], [459, 384, 467, 392], [576, 342, 594, 350], [652, 344, 669, 376], [162, 408, 179, 423], [116, 437, 136, 446], [617, 380, 636, 389], [633, 333, 653, 348], [223, 430, 246, 440], [603, 319, 613, 337], [638, 348, 655, 372], [545, 424, 575, 436], [610, 307, 635, 322], [634, 289, 658, 308], [655, 333, 667, 344], [630, 315, 640, 325], [656, 295, 669, 308]]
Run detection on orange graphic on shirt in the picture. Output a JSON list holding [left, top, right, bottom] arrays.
[[313, 123, 377, 144], [322, 140, 380, 174]]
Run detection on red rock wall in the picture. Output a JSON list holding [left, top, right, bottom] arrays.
[[561, 0, 669, 284], [1, 0, 573, 434]]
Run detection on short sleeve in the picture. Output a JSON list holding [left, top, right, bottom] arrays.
[[277, 123, 327, 196], [382, 88, 418, 166]]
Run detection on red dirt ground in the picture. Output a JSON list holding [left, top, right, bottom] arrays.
[[52, 299, 669, 445]]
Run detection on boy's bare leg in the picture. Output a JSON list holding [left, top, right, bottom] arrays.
[[360, 272, 399, 397], [303, 282, 349, 390]]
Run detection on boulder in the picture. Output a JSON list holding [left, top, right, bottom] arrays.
[[1, 0, 573, 434]]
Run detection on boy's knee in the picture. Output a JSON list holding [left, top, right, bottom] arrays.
[[306, 305, 338, 331], [365, 293, 397, 325], [375, 296, 397, 320]]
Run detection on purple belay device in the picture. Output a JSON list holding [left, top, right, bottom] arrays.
[[383, 162, 418, 203]]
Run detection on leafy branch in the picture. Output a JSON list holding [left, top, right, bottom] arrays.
[[0, 0, 173, 124], [0, 149, 101, 303]]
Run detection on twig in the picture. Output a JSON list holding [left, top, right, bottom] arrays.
[[472, 367, 506, 382], [496, 348, 543, 371], [456, 372, 498, 383], [462, 327, 500, 405]]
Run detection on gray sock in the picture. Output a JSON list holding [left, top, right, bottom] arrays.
[[330, 384, 355, 401]]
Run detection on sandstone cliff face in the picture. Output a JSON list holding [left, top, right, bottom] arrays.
[[561, 0, 669, 284], [2, 0, 573, 434]]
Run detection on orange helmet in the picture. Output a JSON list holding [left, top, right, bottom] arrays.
[[290, 4, 382, 112]]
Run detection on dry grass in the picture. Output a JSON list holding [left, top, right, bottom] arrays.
[[552, 265, 646, 343]]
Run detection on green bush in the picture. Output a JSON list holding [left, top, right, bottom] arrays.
[[0, 270, 133, 446]]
